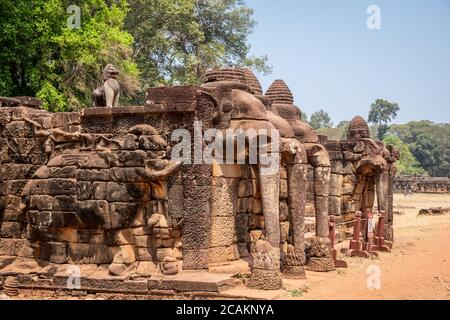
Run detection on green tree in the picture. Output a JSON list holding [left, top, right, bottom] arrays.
[[383, 135, 425, 175], [301, 111, 308, 122], [125, 0, 271, 89], [409, 134, 446, 177], [0, 0, 139, 111], [336, 121, 350, 139], [368, 99, 400, 140], [309, 109, 333, 130], [388, 122, 450, 177]]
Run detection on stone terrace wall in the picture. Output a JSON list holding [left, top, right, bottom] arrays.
[[0, 84, 264, 278], [0, 107, 80, 264], [394, 176, 450, 194]]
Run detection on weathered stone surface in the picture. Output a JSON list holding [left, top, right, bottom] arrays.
[[136, 261, 156, 275], [0, 222, 23, 238], [136, 247, 154, 262], [252, 240, 280, 271], [328, 196, 342, 216], [67, 243, 114, 264], [252, 198, 262, 214], [167, 184, 184, 219], [106, 182, 150, 202], [24, 179, 79, 196], [279, 201, 289, 221], [0, 239, 31, 257], [109, 167, 146, 182], [0, 76, 399, 293], [47, 153, 109, 169], [29, 195, 77, 212], [308, 237, 332, 258], [109, 203, 138, 229], [210, 216, 235, 247], [1, 180, 28, 196], [279, 179, 288, 199], [212, 163, 242, 178], [182, 249, 209, 270], [235, 214, 249, 243], [112, 245, 136, 264], [313, 167, 331, 197], [78, 200, 110, 228], [283, 265, 306, 279], [40, 242, 68, 264], [76, 169, 110, 181], [329, 174, 343, 196], [150, 181, 167, 200], [238, 180, 253, 198], [0, 164, 38, 180], [306, 257, 335, 272], [247, 269, 282, 290]]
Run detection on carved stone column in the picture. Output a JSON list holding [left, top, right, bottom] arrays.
[[248, 154, 282, 290], [281, 139, 307, 279]]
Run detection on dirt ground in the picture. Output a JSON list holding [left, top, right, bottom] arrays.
[[281, 193, 450, 300]]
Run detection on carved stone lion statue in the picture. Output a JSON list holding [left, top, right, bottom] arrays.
[[92, 64, 120, 107]]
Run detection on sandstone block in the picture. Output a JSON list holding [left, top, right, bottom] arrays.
[[40, 242, 68, 264], [329, 174, 343, 196], [109, 203, 138, 229], [113, 245, 136, 264], [0, 222, 23, 238], [328, 196, 342, 216], [78, 200, 110, 228], [238, 180, 253, 198], [248, 270, 282, 290], [212, 163, 242, 178], [182, 249, 208, 270], [279, 178, 288, 199], [167, 184, 184, 219], [210, 216, 235, 247], [109, 167, 146, 183], [279, 201, 289, 221], [76, 169, 109, 181]]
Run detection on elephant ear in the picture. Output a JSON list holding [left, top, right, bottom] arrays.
[[195, 89, 221, 128]]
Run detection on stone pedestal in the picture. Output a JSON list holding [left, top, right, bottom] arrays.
[[306, 236, 335, 272], [248, 269, 283, 290], [247, 241, 282, 290]]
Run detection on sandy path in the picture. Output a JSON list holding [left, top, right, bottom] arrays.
[[282, 193, 450, 300]]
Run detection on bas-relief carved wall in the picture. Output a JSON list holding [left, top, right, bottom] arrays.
[[0, 69, 399, 293]]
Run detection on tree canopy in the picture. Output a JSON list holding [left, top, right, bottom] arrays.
[[0, 0, 139, 111], [368, 99, 400, 140], [387, 121, 450, 177], [125, 0, 271, 89], [383, 135, 425, 175], [309, 109, 333, 130], [0, 0, 270, 111]]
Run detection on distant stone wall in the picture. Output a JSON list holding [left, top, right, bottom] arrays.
[[394, 176, 450, 194]]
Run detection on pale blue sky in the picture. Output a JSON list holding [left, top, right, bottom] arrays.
[[246, 0, 450, 124]]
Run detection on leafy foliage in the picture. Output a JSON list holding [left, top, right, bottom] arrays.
[[1, 0, 267, 110], [301, 111, 308, 122], [309, 109, 333, 130], [387, 121, 450, 177], [125, 0, 272, 90], [0, 0, 139, 111], [383, 135, 426, 175], [368, 99, 400, 140]]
